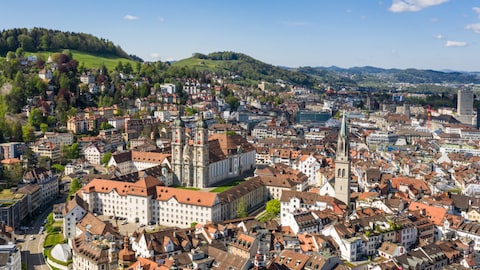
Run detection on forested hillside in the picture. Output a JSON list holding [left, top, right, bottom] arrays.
[[0, 28, 133, 59], [173, 52, 319, 87]]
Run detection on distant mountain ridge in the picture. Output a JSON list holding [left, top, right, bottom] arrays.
[[296, 66, 480, 84]]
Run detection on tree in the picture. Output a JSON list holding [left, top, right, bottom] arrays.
[[22, 124, 35, 142], [100, 121, 114, 130], [69, 178, 82, 197], [236, 198, 248, 218], [266, 199, 280, 215], [28, 108, 43, 129], [40, 123, 48, 134], [184, 107, 197, 116], [23, 147, 37, 170], [52, 164, 65, 173], [101, 152, 112, 165], [225, 94, 239, 111]]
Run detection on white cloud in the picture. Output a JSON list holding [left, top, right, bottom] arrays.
[[466, 7, 480, 33], [445, 40, 467, 47], [149, 53, 161, 59], [473, 7, 480, 15], [389, 0, 448, 13], [158, 16, 165, 22], [123, 14, 139, 20], [346, 9, 352, 13], [466, 23, 480, 33], [435, 34, 444, 39], [360, 15, 368, 20]]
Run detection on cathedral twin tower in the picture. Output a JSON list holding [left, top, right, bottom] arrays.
[[171, 114, 209, 188]]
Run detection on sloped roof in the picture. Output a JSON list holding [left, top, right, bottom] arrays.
[[155, 186, 218, 207]]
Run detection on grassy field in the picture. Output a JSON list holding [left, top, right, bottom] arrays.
[[43, 233, 64, 248], [172, 57, 239, 72], [210, 179, 245, 193], [24, 50, 137, 71]]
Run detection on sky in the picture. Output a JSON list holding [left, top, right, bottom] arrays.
[[1, 0, 480, 71]]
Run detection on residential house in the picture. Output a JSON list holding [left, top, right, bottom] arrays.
[[0, 190, 27, 229], [0, 245, 21, 270], [23, 167, 58, 207], [280, 190, 347, 227], [377, 242, 406, 260], [228, 232, 259, 259], [38, 68, 52, 81], [256, 164, 309, 200], [67, 116, 88, 134], [71, 232, 121, 270], [130, 228, 192, 259], [292, 154, 322, 186], [43, 132, 74, 147], [32, 140, 60, 162], [1, 158, 23, 185], [62, 194, 89, 239], [84, 142, 107, 165], [16, 184, 41, 218]]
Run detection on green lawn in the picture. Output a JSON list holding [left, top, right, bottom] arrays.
[[26, 50, 137, 71], [172, 57, 239, 72], [210, 179, 245, 193], [43, 233, 64, 248]]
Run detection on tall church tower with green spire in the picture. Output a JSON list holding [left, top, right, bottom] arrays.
[[335, 112, 351, 207]]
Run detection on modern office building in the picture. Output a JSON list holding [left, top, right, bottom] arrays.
[[456, 89, 474, 125]]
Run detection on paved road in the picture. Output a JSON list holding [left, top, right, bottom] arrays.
[[18, 194, 67, 270], [22, 233, 48, 270]]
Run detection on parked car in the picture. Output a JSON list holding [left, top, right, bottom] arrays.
[[29, 235, 35, 240], [121, 220, 128, 225]]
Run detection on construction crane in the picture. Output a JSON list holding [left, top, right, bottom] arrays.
[[426, 105, 431, 129]]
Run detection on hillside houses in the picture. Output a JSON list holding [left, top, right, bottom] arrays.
[[7, 53, 480, 270]]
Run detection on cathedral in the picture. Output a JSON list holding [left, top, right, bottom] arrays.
[[171, 114, 256, 188]]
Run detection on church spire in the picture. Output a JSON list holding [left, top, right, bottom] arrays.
[[337, 111, 349, 160], [334, 111, 351, 208], [340, 112, 347, 138]]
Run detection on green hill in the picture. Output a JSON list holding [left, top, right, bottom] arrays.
[[31, 50, 136, 71], [172, 52, 319, 87], [0, 28, 132, 59]]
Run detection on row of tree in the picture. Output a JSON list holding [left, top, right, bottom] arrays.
[[0, 28, 131, 58]]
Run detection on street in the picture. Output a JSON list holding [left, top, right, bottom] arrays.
[[17, 194, 67, 270]]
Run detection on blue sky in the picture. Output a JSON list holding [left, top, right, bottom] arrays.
[[1, 0, 480, 71]]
